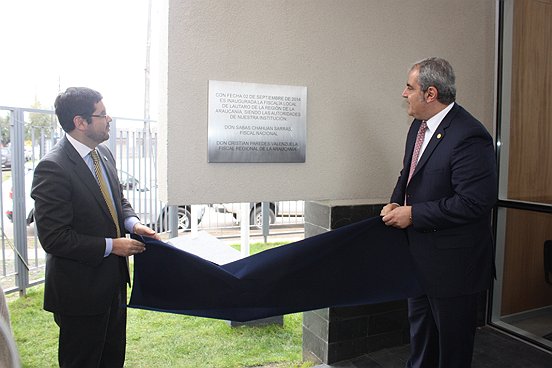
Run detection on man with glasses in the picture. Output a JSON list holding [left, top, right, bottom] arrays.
[[31, 87, 159, 367]]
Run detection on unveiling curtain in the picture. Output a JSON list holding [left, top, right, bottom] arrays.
[[129, 216, 423, 321]]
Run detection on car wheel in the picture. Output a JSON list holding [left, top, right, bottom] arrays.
[[159, 206, 201, 232], [250, 206, 276, 229], [177, 207, 191, 231], [159, 207, 190, 232]]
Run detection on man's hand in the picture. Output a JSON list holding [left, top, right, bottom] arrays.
[[380, 203, 400, 216], [112, 238, 146, 257], [133, 223, 161, 240], [381, 204, 412, 229]]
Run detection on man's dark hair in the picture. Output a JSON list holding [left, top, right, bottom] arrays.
[[413, 57, 456, 105], [54, 87, 103, 132]]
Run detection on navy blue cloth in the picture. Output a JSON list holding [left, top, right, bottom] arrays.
[[129, 216, 423, 321]]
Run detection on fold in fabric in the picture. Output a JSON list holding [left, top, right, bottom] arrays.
[[128, 216, 423, 322]]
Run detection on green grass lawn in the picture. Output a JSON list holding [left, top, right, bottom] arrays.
[[7, 242, 314, 368]]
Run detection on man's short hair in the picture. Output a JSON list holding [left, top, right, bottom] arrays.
[[413, 57, 456, 105], [54, 87, 103, 132]]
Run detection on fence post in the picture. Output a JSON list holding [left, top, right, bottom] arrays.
[[11, 108, 29, 296], [240, 203, 250, 257], [108, 117, 117, 157], [191, 205, 199, 239], [169, 205, 178, 238], [261, 201, 269, 243]]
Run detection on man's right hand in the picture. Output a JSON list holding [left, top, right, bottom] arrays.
[[112, 238, 146, 257], [381, 204, 412, 229], [380, 203, 400, 217]]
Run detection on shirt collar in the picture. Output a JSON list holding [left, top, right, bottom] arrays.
[[426, 102, 454, 133], [66, 133, 95, 159]]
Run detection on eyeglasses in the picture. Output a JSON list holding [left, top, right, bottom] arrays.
[[90, 114, 108, 120]]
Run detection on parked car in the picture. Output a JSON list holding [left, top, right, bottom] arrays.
[[24, 146, 34, 161], [212, 201, 304, 228], [1, 147, 11, 169], [5, 167, 34, 225], [5, 167, 205, 232], [117, 169, 206, 232]]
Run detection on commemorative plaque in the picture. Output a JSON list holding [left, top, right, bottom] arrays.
[[208, 80, 307, 163]]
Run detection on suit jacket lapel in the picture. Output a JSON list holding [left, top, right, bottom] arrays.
[[60, 137, 115, 221]]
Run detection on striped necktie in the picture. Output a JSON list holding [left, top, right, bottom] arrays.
[[407, 120, 428, 184], [91, 149, 121, 237]]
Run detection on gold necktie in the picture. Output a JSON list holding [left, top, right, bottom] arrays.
[[91, 149, 121, 238]]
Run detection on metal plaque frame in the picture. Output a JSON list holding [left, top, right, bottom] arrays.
[[208, 80, 307, 163]]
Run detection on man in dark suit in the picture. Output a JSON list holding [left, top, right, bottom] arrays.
[[381, 58, 497, 368], [31, 87, 159, 367]]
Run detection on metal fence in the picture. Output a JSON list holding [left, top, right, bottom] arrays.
[[0, 106, 304, 296]]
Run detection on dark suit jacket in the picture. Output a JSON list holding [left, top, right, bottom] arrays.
[[390, 104, 497, 298], [31, 136, 136, 315]]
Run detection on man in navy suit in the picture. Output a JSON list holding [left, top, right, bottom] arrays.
[[31, 87, 159, 367], [381, 58, 497, 368]]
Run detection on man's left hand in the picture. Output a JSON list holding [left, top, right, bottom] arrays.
[[133, 223, 161, 240]]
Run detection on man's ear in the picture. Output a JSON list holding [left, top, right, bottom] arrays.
[[425, 86, 438, 102], [73, 115, 87, 131]]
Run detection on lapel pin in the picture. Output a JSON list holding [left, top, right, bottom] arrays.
[[437, 133, 442, 139]]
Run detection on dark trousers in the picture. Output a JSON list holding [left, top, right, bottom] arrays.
[[54, 284, 127, 368], [406, 293, 479, 368]]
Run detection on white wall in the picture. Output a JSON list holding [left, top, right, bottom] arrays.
[[159, 0, 496, 205]]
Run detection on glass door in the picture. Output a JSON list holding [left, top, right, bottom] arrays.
[[492, 0, 552, 350]]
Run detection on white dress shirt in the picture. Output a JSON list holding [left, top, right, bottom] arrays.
[[416, 102, 455, 162]]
